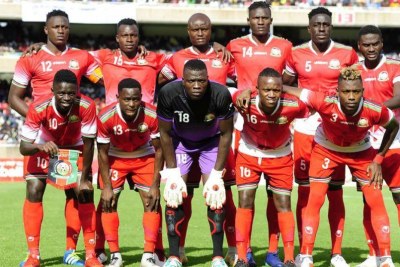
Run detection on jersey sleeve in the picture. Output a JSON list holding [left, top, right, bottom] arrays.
[[378, 106, 395, 127], [155, 53, 168, 72], [216, 88, 235, 120], [160, 55, 177, 81], [81, 100, 97, 138], [19, 105, 41, 143], [299, 89, 324, 111], [12, 56, 32, 87], [284, 49, 296, 76], [84, 52, 102, 83], [296, 97, 310, 118], [349, 48, 359, 65], [156, 85, 174, 121], [96, 116, 110, 144], [392, 64, 400, 84]]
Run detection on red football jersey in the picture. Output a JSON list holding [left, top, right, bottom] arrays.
[[233, 91, 308, 157], [160, 46, 234, 85], [91, 49, 166, 104], [299, 89, 393, 152], [356, 56, 400, 149], [97, 101, 158, 158], [227, 34, 292, 90], [285, 41, 359, 95], [20, 95, 97, 147], [12, 46, 100, 102]]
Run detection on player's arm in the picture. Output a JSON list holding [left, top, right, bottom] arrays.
[[21, 42, 45, 56], [214, 117, 233, 171], [383, 82, 400, 109], [146, 137, 163, 211], [80, 136, 95, 185], [19, 140, 59, 156], [158, 119, 176, 168], [282, 84, 304, 98], [212, 42, 233, 63], [97, 142, 115, 212], [368, 117, 399, 189], [157, 72, 173, 87], [8, 83, 29, 117], [282, 71, 296, 85]]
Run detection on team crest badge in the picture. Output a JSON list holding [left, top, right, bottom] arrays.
[[211, 59, 222, 68], [68, 115, 80, 123], [137, 123, 148, 133], [378, 71, 389, 81], [69, 60, 80, 70], [270, 47, 281, 57], [204, 113, 216, 122], [137, 58, 148, 65], [276, 116, 288, 124], [328, 59, 340, 70], [357, 118, 369, 127]]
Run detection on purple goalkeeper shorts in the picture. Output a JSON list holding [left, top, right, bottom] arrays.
[[175, 143, 218, 177]]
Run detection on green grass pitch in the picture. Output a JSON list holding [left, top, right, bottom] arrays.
[[0, 183, 399, 266]]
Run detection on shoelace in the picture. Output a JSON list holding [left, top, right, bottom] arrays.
[[146, 257, 156, 263]]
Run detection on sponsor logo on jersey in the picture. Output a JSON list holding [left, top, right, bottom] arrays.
[[270, 47, 281, 57], [204, 113, 216, 122], [328, 59, 341, 70], [276, 116, 288, 124], [137, 58, 148, 65], [378, 71, 389, 81], [211, 59, 223, 68], [68, 115, 80, 123], [137, 122, 148, 133], [69, 60, 80, 70], [357, 118, 369, 127]]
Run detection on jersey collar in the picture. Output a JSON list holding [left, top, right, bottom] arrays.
[[189, 46, 214, 55], [248, 34, 273, 46], [42, 45, 69, 56], [255, 95, 281, 116], [116, 103, 141, 123], [337, 97, 363, 117], [361, 54, 386, 71], [308, 39, 334, 56]]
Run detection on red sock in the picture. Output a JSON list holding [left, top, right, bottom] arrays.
[[296, 185, 309, 248], [363, 203, 379, 256], [65, 198, 81, 250], [362, 186, 391, 257], [397, 203, 400, 227], [143, 212, 160, 253], [102, 212, 120, 253], [179, 194, 193, 247], [23, 199, 43, 255], [248, 203, 255, 249], [95, 201, 105, 252], [327, 189, 345, 255], [224, 189, 236, 247], [155, 206, 164, 252], [278, 211, 295, 261], [78, 203, 96, 255], [236, 208, 253, 261], [301, 182, 328, 255], [267, 196, 279, 253]]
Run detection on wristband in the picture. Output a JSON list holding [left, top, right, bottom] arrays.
[[373, 154, 384, 165]]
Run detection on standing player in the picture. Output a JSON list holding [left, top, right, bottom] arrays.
[[96, 78, 163, 267], [8, 10, 102, 266], [227, 2, 292, 266], [18, 70, 102, 267], [283, 7, 358, 266], [157, 13, 237, 265], [284, 67, 398, 267], [354, 25, 400, 267], [232, 68, 308, 267], [157, 59, 234, 267]]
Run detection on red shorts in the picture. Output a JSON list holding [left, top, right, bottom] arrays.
[[293, 131, 346, 186], [309, 144, 376, 186], [186, 149, 236, 188], [235, 152, 293, 195], [98, 155, 155, 192], [24, 150, 83, 180], [378, 148, 400, 193]]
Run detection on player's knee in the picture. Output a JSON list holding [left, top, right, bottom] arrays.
[[26, 180, 45, 202], [274, 194, 291, 212], [208, 208, 226, 234], [165, 206, 184, 237]]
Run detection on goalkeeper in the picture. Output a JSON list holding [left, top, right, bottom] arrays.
[[157, 59, 234, 267]]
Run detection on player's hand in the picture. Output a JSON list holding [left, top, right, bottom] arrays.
[[21, 42, 45, 57], [38, 141, 59, 157], [212, 42, 233, 63], [161, 168, 187, 208], [138, 45, 149, 59], [367, 162, 383, 190], [146, 183, 161, 211], [236, 89, 252, 113], [101, 186, 115, 213], [203, 169, 226, 210]]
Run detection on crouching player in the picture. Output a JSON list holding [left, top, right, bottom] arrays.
[[19, 69, 102, 267], [285, 67, 399, 267], [96, 78, 164, 267], [232, 68, 308, 267]]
